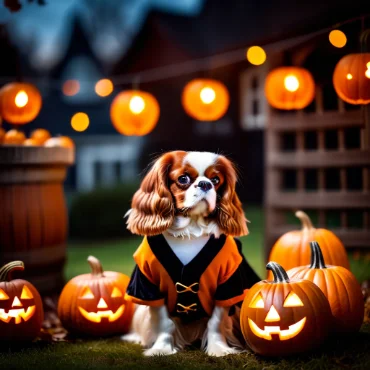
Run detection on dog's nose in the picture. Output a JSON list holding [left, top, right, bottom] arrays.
[[197, 181, 213, 192]]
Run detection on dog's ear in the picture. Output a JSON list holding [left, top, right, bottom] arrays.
[[215, 156, 249, 237], [126, 152, 176, 236]]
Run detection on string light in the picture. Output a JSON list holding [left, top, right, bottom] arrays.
[[71, 112, 89, 132], [246, 46, 266, 65], [346, 73, 353, 80], [129, 96, 146, 114], [284, 75, 299, 92], [63, 80, 80, 96], [200, 87, 216, 104], [329, 30, 347, 48], [95, 79, 114, 97], [15, 90, 28, 107]]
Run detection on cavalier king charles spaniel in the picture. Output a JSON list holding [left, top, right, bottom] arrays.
[[122, 151, 260, 356]]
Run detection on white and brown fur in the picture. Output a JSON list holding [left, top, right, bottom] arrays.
[[122, 151, 248, 356]]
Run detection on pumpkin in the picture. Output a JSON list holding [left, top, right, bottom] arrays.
[[287, 241, 364, 333], [182, 78, 230, 121], [333, 53, 370, 105], [0, 82, 42, 125], [240, 262, 332, 357], [3, 129, 26, 145], [110, 90, 160, 136], [264, 67, 315, 110], [23, 138, 40, 146], [267, 210, 349, 280], [58, 256, 134, 337], [0, 127, 5, 144], [0, 261, 44, 341], [30, 128, 51, 145], [44, 136, 74, 149]]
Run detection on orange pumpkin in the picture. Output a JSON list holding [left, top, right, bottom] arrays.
[[240, 262, 332, 357], [0, 82, 42, 125], [44, 136, 74, 149], [264, 67, 315, 110], [0, 261, 44, 341], [58, 256, 134, 337], [333, 53, 370, 105], [0, 127, 5, 144], [267, 210, 349, 280], [3, 129, 26, 145], [287, 241, 364, 333], [110, 90, 160, 136], [182, 79, 229, 121], [30, 128, 51, 145]]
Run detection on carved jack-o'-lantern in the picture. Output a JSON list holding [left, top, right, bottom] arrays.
[[240, 262, 332, 356], [58, 256, 134, 336], [0, 261, 44, 341]]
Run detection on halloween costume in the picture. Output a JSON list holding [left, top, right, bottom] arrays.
[[125, 234, 260, 322]]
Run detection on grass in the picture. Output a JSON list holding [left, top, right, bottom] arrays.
[[2, 205, 370, 369]]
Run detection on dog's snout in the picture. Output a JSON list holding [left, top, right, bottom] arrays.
[[197, 181, 213, 192]]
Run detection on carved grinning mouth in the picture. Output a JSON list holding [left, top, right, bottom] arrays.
[[78, 305, 125, 323], [248, 317, 306, 341], [0, 306, 36, 324]]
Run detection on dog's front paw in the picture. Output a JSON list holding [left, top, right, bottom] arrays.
[[143, 333, 177, 356], [121, 333, 143, 344], [206, 334, 243, 357]]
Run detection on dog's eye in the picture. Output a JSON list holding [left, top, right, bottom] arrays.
[[210, 176, 220, 185], [178, 175, 191, 185]]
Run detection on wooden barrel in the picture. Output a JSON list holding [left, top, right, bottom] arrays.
[[0, 146, 74, 295]]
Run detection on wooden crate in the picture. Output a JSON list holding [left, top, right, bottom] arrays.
[[265, 88, 370, 260]]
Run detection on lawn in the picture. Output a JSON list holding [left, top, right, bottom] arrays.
[[1, 206, 370, 370]]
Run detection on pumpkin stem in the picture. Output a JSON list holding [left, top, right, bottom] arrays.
[[266, 262, 290, 283], [295, 210, 314, 231], [87, 256, 104, 276], [0, 261, 25, 282], [309, 241, 327, 269]]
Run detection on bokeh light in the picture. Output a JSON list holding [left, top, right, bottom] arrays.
[[63, 80, 80, 96], [129, 96, 146, 114], [71, 112, 89, 132], [246, 46, 266, 66], [95, 79, 114, 97], [284, 75, 299, 92], [200, 87, 216, 104], [15, 90, 28, 107], [329, 30, 347, 48]]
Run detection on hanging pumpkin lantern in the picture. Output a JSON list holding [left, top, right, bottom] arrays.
[[287, 241, 364, 333], [0, 82, 42, 125], [0, 261, 44, 341], [267, 210, 349, 280], [182, 79, 230, 121], [264, 67, 315, 110], [240, 262, 331, 357], [58, 256, 134, 337], [333, 53, 370, 105], [110, 90, 160, 136]]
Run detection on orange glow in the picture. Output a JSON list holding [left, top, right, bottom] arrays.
[[129, 95, 145, 114], [21, 286, 34, 300], [71, 112, 89, 132], [200, 87, 216, 104], [95, 79, 114, 97], [249, 293, 264, 308], [81, 287, 94, 299], [329, 30, 347, 48], [283, 292, 304, 307], [0, 289, 9, 300], [111, 287, 123, 298], [63, 80, 80, 96], [265, 305, 280, 322], [0, 306, 36, 324], [97, 298, 108, 309], [366, 62, 370, 78], [284, 75, 299, 92], [78, 305, 125, 323], [346, 73, 353, 80], [12, 296, 22, 307], [246, 46, 267, 66], [15, 90, 28, 107]]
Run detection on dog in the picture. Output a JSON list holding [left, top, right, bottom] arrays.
[[122, 151, 260, 356]]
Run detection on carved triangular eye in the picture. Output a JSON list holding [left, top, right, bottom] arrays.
[[81, 287, 94, 299], [21, 285, 34, 299], [111, 287, 122, 298], [249, 292, 264, 308], [0, 289, 9, 300], [283, 291, 304, 307]]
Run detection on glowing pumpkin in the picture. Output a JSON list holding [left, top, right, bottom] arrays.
[[241, 262, 332, 356], [267, 210, 349, 280], [0, 82, 42, 125], [110, 90, 160, 136], [23, 138, 40, 146], [287, 241, 364, 333], [44, 136, 75, 149], [333, 53, 370, 105], [264, 67, 315, 110], [58, 256, 134, 336], [0, 261, 44, 341], [30, 128, 51, 145], [182, 79, 230, 121]]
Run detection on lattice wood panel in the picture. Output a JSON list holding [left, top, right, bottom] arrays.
[[265, 88, 370, 259]]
